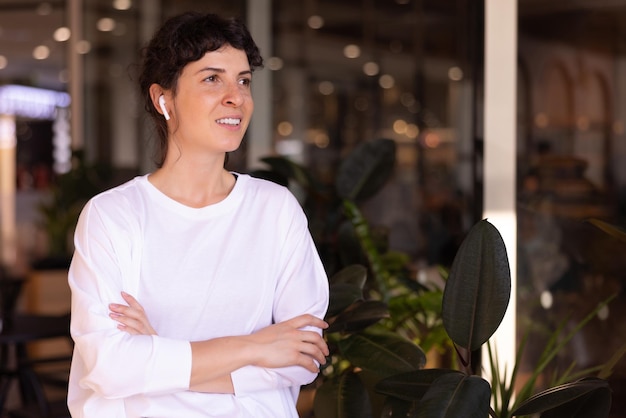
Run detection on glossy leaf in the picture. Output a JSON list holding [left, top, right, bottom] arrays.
[[587, 218, 626, 244], [327, 300, 389, 334], [313, 370, 374, 418], [337, 220, 369, 267], [511, 378, 611, 417], [336, 138, 396, 201], [416, 373, 491, 418], [338, 330, 426, 377], [327, 282, 365, 318], [380, 397, 419, 418], [375, 369, 463, 402], [326, 283, 363, 318], [330, 264, 368, 288], [259, 156, 318, 191], [442, 219, 511, 351], [540, 388, 611, 418], [327, 265, 369, 319]]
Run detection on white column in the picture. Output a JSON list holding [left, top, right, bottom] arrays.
[[0, 114, 17, 267], [483, 0, 518, 380], [247, 0, 273, 170], [68, 0, 84, 150]]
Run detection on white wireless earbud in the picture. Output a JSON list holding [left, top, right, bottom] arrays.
[[158, 95, 170, 120]]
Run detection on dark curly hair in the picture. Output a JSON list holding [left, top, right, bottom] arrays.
[[138, 12, 264, 167]]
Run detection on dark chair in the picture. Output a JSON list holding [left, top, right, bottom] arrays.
[[0, 270, 72, 418], [0, 299, 72, 417]]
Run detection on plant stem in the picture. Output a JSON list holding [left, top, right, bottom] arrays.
[[342, 200, 391, 298]]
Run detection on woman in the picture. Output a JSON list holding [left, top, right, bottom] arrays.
[[67, 11, 329, 418]]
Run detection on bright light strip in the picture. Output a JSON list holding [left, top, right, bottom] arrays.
[[0, 84, 71, 119]]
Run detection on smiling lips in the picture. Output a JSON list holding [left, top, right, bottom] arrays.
[[216, 117, 241, 126]]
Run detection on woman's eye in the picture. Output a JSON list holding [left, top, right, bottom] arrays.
[[205, 75, 218, 82], [239, 78, 251, 87]]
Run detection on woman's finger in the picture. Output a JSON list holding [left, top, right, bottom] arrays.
[[287, 314, 328, 330]]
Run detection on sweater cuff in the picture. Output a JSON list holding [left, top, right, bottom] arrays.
[[231, 366, 276, 395], [146, 337, 192, 394]]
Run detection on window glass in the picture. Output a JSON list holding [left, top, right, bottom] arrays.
[[272, 0, 484, 273], [517, 3, 626, 415]]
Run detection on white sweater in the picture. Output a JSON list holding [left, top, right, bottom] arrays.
[[67, 173, 329, 417]]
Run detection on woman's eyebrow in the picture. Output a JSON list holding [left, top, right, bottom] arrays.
[[196, 67, 252, 76]]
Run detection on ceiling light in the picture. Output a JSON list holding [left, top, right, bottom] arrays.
[[53, 27, 71, 42], [33, 45, 50, 60], [0, 85, 71, 119], [113, 0, 132, 10], [400, 92, 416, 107], [406, 124, 419, 139], [277, 121, 293, 137], [36, 2, 53, 16], [76, 40, 91, 54], [266, 57, 284, 71], [58, 69, 69, 83], [378, 74, 395, 89], [448, 66, 464, 81], [307, 15, 324, 30], [97, 18, 116, 32], [393, 119, 407, 134], [343, 44, 361, 59], [318, 81, 334, 95], [363, 61, 379, 76]]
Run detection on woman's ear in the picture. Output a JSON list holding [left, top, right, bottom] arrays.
[[149, 84, 170, 120]]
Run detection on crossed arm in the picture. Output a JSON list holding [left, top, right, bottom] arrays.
[[109, 292, 329, 394]]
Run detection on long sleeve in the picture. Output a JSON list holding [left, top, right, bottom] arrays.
[[69, 197, 193, 399], [230, 191, 329, 395]]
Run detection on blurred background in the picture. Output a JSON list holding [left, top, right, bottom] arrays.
[[0, 0, 625, 416]]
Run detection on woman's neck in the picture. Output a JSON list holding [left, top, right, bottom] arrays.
[[148, 162, 236, 208]]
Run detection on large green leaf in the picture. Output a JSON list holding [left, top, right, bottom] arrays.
[[259, 156, 318, 191], [327, 265, 369, 318], [587, 218, 626, 244], [416, 373, 491, 418], [442, 219, 511, 351], [375, 369, 463, 402], [327, 283, 365, 318], [327, 300, 389, 334], [380, 397, 419, 418], [330, 264, 368, 288], [511, 378, 611, 417], [337, 220, 369, 267], [338, 331, 426, 377], [313, 370, 374, 418], [336, 138, 396, 201]]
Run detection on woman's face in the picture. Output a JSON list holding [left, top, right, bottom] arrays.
[[168, 45, 254, 157]]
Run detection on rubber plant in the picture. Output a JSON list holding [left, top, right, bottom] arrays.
[[255, 139, 614, 416], [253, 139, 448, 417], [374, 219, 613, 417]]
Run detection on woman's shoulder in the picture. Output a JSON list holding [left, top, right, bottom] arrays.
[[236, 173, 297, 202], [84, 175, 148, 216]]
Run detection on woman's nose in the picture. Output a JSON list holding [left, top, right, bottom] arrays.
[[223, 83, 244, 107]]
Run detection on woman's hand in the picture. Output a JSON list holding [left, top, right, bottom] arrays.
[[247, 314, 329, 373], [109, 291, 157, 335]]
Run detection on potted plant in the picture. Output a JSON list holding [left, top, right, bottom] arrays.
[[36, 150, 112, 267], [254, 139, 617, 417]]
